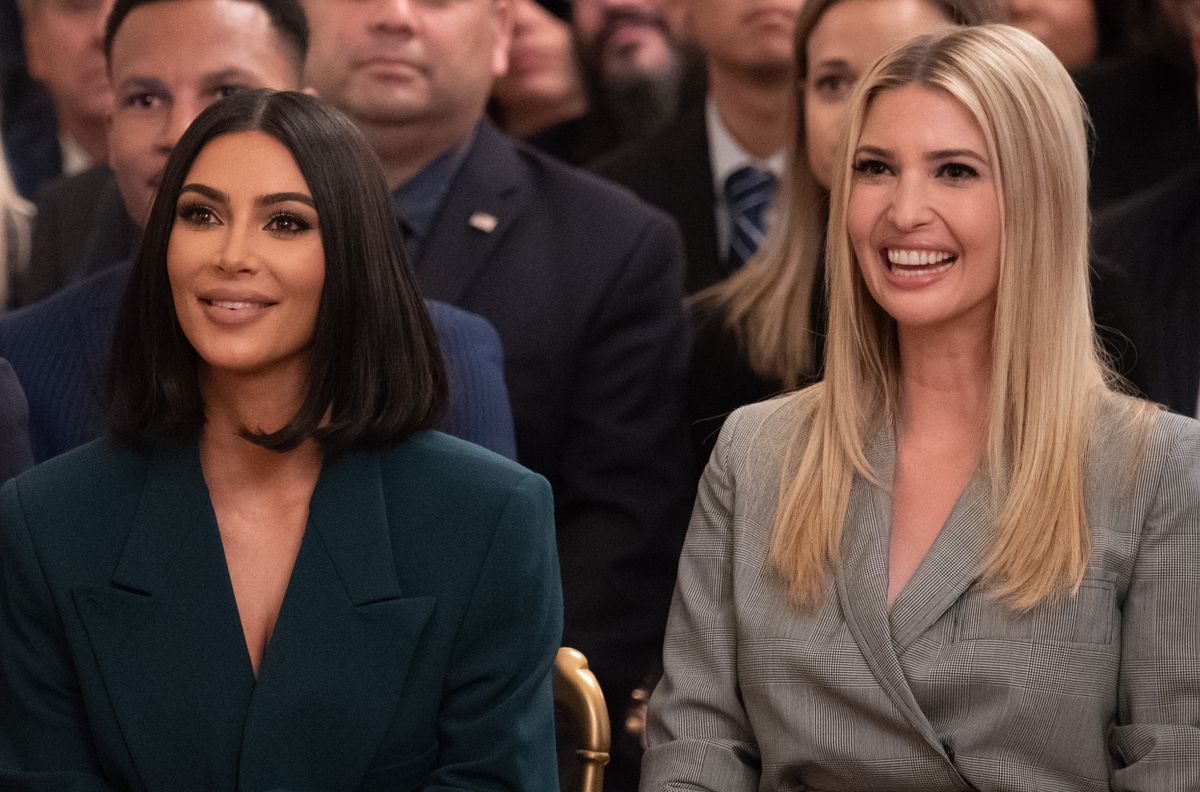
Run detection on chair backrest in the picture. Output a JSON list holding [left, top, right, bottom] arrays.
[[553, 647, 610, 792]]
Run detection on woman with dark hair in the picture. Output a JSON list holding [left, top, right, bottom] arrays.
[[0, 89, 562, 790]]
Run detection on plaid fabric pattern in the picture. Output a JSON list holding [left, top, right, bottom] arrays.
[[642, 394, 1200, 791]]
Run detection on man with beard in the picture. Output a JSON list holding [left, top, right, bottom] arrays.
[[596, 0, 802, 293], [529, 0, 697, 165]]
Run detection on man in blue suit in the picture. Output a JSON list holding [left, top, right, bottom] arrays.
[[0, 0, 516, 461], [302, 2, 694, 787], [0, 358, 33, 480]]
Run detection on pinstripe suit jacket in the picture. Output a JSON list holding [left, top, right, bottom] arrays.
[[642, 393, 1200, 792]]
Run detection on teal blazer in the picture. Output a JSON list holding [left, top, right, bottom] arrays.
[[0, 431, 562, 791]]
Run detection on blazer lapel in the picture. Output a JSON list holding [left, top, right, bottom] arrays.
[[237, 449, 435, 790], [889, 470, 990, 649], [417, 122, 527, 305], [834, 426, 963, 772], [71, 438, 254, 792]]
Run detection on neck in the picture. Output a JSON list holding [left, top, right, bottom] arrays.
[[896, 323, 992, 442], [57, 109, 109, 166], [707, 64, 792, 159], [357, 116, 477, 191]]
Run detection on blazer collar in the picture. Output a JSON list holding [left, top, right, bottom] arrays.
[[415, 119, 528, 305], [72, 439, 435, 791], [835, 422, 987, 780]]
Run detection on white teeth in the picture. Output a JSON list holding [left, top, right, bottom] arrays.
[[210, 301, 265, 310], [886, 248, 955, 267]]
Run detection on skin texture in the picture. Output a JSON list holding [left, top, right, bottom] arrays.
[[167, 131, 324, 385], [676, 0, 802, 83], [1003, 0, 1097, 70], [21, 0, 115, 160], [847, 85, 1001, 340], [167, 130, 326, 675], [300, 0, 511, 184], [804, 0, 954, 189], [106, 0, 300, 227], [492, 0, 587, 137], [573, 0, 676, 81]]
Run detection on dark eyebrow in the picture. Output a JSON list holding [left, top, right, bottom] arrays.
[[177, 185, 314, 209], [199, 68, 258, 88], [258, 192, 315, 208], [179, 183, 225, 202], [114, 75, 166, 95]]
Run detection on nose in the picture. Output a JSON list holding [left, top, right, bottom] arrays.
[[154, 100, 201, 155], [885, 172, 935, 232], [215, 220, 260, 276], [370, 0, 418, 35]]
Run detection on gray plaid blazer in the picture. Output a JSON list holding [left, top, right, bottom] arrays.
[[642, 394, 1200, 791]]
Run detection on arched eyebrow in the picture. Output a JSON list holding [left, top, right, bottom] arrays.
[[178, 183, 314, 208], [853, 145, 988, 164]]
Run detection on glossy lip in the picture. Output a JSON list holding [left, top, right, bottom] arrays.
[[877, 245, 958, 290], [196, 287, 279, 327]]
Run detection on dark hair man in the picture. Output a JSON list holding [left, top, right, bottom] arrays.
[[301, 1, 694, 787]]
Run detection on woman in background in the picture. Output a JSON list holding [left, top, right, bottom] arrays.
[[644, 26, 1200, 790], [0, 89, 561, 791], [687, 0, 997, 464]]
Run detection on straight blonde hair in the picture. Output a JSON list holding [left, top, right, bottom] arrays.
[[692, 0, 999, 387], [770, 25, 1145, 611]]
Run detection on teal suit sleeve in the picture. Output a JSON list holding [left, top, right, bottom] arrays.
[[426, 471, 563, 791], [0, 479, 117, 790]]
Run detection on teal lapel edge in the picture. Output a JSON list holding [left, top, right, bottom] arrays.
[[71, 437, 254, 792], [237, 448, 435, 790]]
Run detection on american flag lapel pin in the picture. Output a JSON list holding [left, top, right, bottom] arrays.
[[468, 212, 498, 233]]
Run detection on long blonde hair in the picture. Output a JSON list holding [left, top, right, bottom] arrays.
[[771, 25, 1141, 611], [693, 0, 998, 387]]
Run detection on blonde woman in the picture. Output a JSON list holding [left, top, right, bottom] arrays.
[[643, 25, 1200, 791], [688, 0, 996, 463]]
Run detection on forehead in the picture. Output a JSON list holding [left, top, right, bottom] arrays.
[[859, 85, 988, 151], [110, 0, 297, 82], [808, 0, 951, 67], [185, 131, 311, 192]]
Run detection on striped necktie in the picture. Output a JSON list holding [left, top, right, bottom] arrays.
[[724, 166, 776, 273]]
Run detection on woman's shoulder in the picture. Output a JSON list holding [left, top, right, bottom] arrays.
[[718, 387, 820, 460], [4, 436, 152, 515], [374, 430, 550, 514], [1088, 395, 1200, 509]]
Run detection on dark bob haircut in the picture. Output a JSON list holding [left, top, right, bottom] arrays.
[[103, 0, 309, 69], [110, 89, 447, 453]]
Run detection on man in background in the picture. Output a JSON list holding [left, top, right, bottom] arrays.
[[597, 0, 801, 293], [301, 1, 693, 788]]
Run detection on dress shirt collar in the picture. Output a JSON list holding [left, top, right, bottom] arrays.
[[391, 125, 478, 248], [706, 98, 785, 195]]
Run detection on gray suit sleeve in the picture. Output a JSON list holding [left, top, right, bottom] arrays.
[[640, 409, 761, 792], [1110, 415, 1200, 790]]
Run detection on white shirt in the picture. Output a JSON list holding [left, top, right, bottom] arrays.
[[706, 98, 785, 256]]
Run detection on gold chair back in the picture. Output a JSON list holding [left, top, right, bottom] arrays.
[[553, 647, 610, 792]]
